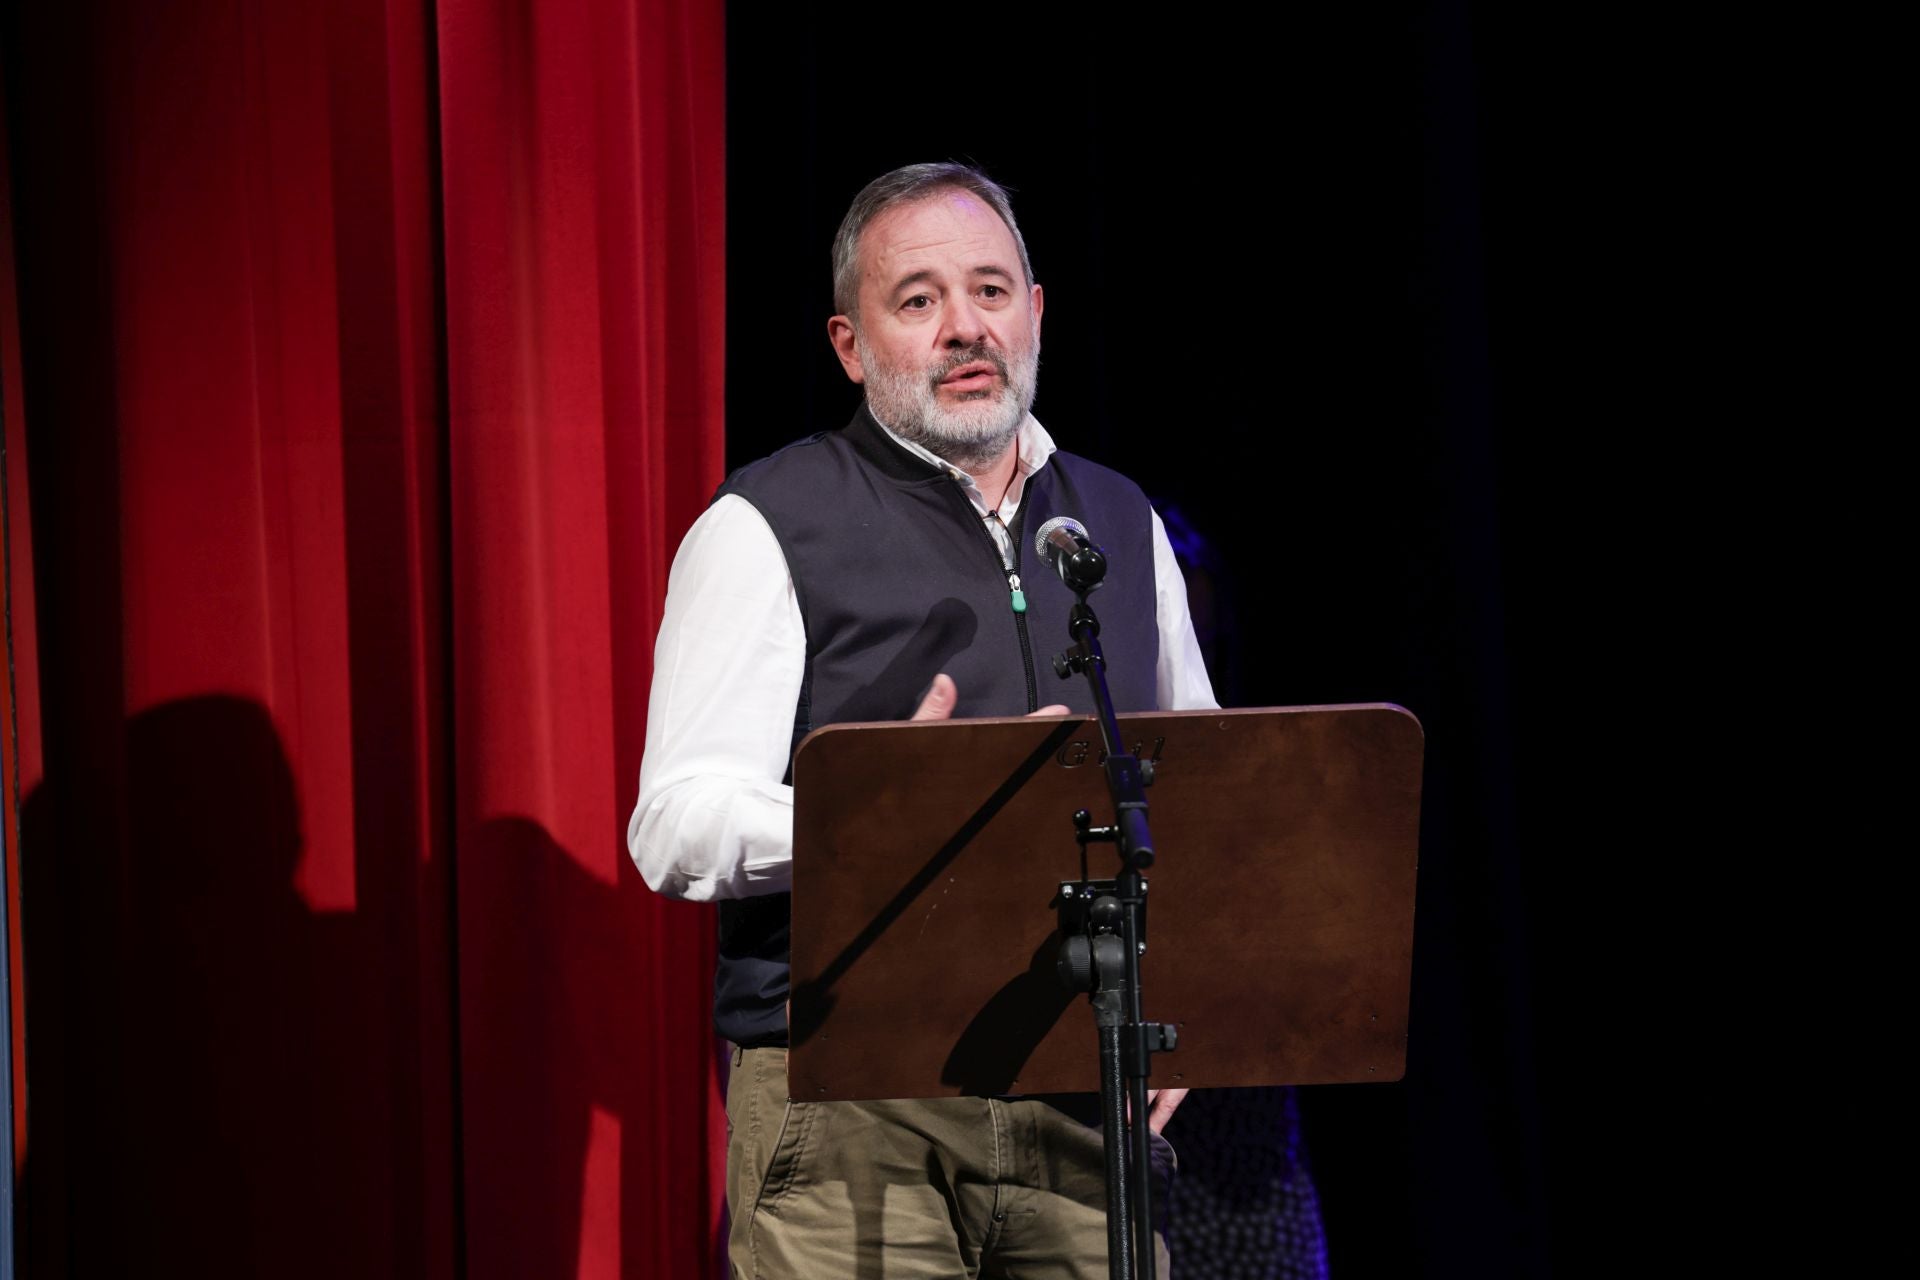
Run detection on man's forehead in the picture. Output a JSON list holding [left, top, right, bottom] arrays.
[[860, 190, 1020, 283]]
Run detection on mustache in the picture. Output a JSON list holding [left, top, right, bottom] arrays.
[[928, 344, 1010, 386]]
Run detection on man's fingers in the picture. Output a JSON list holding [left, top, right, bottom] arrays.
[[910, 673, 959, 721], [1147, 1087, 1189, 1135], [915, 678, 1068, 721]]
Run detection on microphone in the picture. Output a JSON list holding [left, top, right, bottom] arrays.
[[1033, 516, 1108, 595]]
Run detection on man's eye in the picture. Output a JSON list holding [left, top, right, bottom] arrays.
[[979, 285, 1004, 299], [902, 295, 933, 311]]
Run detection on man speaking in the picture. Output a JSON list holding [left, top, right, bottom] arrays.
[[632, 162, 1216, 1278]]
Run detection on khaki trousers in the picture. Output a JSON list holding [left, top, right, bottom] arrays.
[[727, 1047, 1171, 1279]]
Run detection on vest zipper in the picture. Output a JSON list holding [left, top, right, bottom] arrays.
[[955, 477, 1041, 713], [1011, 570, 1039, 712], [1007, 528, 1039, 713]]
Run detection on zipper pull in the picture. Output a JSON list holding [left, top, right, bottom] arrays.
[[1007, 572, 1027, 614]]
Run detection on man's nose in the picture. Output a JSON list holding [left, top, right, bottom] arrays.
[[940, 296, 987, 347]]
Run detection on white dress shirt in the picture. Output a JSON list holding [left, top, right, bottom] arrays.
[[628, 414, 1218, 902]]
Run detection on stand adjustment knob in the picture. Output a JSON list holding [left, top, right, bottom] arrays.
[[1057, 935, 1093, 993]]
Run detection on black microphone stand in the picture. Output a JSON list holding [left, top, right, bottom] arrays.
[[1047, 537, 1177, 1280]]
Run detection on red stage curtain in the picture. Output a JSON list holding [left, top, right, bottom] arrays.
[[437, 0, 727, 1276], [1, 42, 45, 1188], [0, 0, 725, 1274]]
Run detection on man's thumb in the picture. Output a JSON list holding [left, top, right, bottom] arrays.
[[910, 673, 959, 721]]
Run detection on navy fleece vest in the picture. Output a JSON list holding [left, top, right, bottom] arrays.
[[712, 406, 1161, 1047]]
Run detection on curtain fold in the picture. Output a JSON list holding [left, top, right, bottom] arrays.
[[0, 0, 724, 1274], [1, 36, 45, 1217], [437, 0, 726, 1274]]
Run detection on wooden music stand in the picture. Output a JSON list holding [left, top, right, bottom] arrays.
[[786, 703, 1423, 1102]]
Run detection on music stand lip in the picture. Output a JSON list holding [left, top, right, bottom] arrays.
[[793, 700, 1424, 751]]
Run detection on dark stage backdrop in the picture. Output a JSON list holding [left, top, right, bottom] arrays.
[[2, 1, 727, 1276], [725, 4, 1565, 1276]]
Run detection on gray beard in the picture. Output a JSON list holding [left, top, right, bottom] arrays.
[[857, 337, 1039, 472]]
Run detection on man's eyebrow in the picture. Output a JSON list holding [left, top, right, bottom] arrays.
[[885, 264, 1018, 299], [886, 269, 938, 299]]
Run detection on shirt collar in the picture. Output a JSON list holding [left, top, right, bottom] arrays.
[[869, 410, 1058, 496]]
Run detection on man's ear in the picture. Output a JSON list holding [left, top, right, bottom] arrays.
[[1031, 282, 1044, 338], [827, 314, 865, 384]]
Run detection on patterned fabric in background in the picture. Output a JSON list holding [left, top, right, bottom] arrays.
[[1167, 1087, 1330, 1279]]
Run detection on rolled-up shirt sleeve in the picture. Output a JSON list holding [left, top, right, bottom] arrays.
[[629, 494, 804, 901]]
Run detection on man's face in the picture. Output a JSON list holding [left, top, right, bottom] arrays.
[[828, 190, 1044, 470]]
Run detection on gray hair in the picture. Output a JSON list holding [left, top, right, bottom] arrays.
[[830, 162, 1036, 322]]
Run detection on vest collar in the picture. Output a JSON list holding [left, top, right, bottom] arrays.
[[841, 403, 950, 483]]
